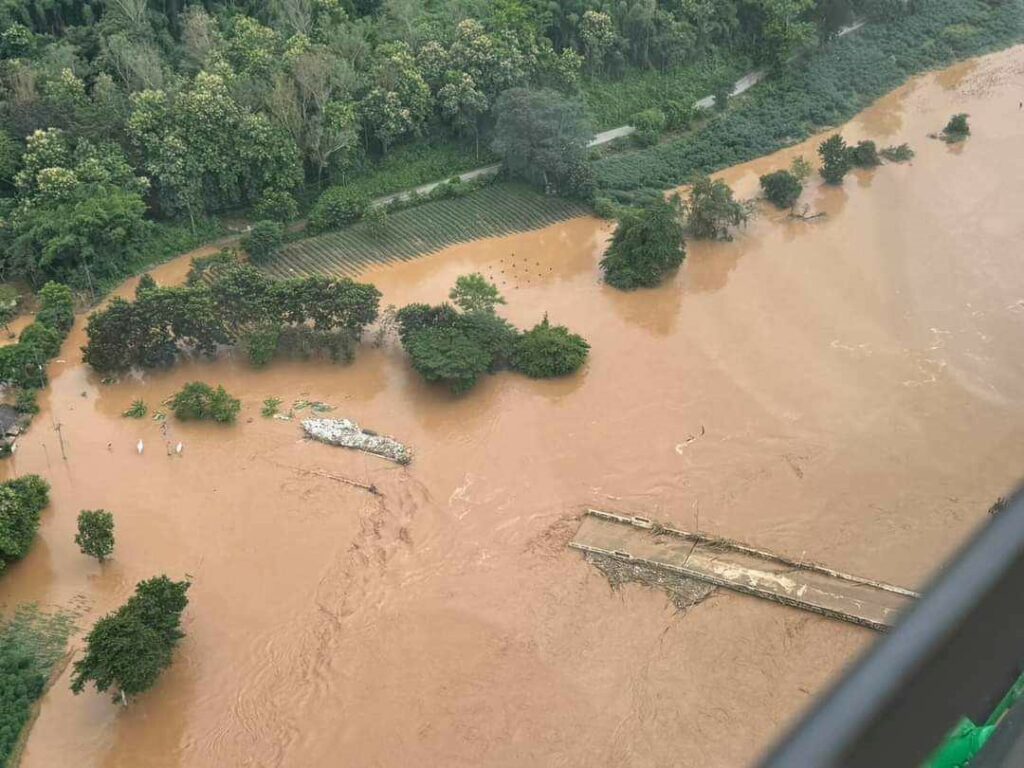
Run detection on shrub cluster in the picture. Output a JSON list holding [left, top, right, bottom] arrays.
[[170, 382, 241, 423], [0, 283, 74, 394], [0, 475, 50, 572], [632, 109, 667, 147], [759, 169, 803, 208], [82, 263, 380, 374], [243, 220, 284, 265], [71, 576, 190, 702], [600, 197, 686, 290], [308, 188, 370, 233], [848, 139, 881, 168], [513, 316, 591, 379], [942, 113, 970, 141], [396, 275, 589, 393], [880, 143, 915, 162]]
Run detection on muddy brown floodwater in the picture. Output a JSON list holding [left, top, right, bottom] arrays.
[[3, 47, 1024, 768]]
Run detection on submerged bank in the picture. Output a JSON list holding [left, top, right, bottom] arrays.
[[1, 47, 1023, 767]]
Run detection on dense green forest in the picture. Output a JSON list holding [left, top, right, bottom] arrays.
[[0, 0, 899, 288]]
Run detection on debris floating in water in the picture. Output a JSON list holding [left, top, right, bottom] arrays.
[[302, 418, 411, 465], [294, 399, 334, 413]]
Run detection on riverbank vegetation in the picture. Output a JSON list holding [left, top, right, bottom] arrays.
[[0, 283, 74, 441], [396, 274, 588, 392], [601, 198, 686, 290], [71, 576, 190, 705], [4, 0, 996, 291], [593, 0, 1024, 202], [82, 261, 380, 373], [0, 605, 74, 767], [0, 475, 50, 574]]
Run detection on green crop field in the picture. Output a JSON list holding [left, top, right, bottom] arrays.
[[263, 184, 591, 279]]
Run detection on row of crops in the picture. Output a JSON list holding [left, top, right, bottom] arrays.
[[263, 184, 591, 280]]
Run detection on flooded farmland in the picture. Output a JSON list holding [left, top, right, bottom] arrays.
[[2, 46, 1024, 767]]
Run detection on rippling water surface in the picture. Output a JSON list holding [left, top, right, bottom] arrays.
[[2, 47, 1023, 768]]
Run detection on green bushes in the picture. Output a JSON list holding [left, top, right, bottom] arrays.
[[0, 282, 73, 391], [75, 510, 115, 563], [632, 109, 667, 147], [0, 283, 74, 450], [396, 275, 588, 393], [513, 317, 590, 378], [848, 139, 881, 167], [244, 221, 283, 265], [403, 323, 495, 394], [0, 475, 50, 572], [760, 170, 804, 208], [0, 606, 74, 767], [819, 134, 852, 184], [582, 55, 748, 129], [170, 382, 241, 423], [122, 400, 147, 418], [71, 576, 190, 703], [593, 0, 1024, 197], [14, 388, 39, 415], [308, 188, 370, 233], [942, 113, 970, 141], [82, 265, 380, 374], [600, 198, 686, 290], [685, 175, 748, 239], [396, 294, 518, 394], [880, 143, 915, 162]]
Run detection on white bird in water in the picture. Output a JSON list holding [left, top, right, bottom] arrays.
[[136, 439, 144, 455], [175, 442, 183, 455]]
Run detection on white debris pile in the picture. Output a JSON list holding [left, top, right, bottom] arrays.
[[302, 418, 411, 464]]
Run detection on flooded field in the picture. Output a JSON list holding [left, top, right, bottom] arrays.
[[2, 47, 1024, 767]]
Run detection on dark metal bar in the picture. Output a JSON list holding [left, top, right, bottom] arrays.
[[759, 484, 1024, 768]]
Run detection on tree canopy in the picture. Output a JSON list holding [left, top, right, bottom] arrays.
[[685, 175, 748, 240], [0, 475, 49, 572], [70, 576, 190, 703], [82, 261, 381, 373], [600, 197, 686, 290]]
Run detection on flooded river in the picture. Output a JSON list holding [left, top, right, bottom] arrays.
[[2, 47, 1024, 767]]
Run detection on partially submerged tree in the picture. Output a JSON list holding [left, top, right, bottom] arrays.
[[170, 382, 241, 423], [685, 175, 748, 240], [880, 143, 915, 162], [818, 134, 852, 185], [75, 510, 115, 563], [848, 140, 880, 168], [0, 475, 50, 572], [70, 576, 190, 704], [448, 273, 505, 314], [942, 113, 970, 142], [760, 169, 803, 209], [600, 197, 686, 290], [513, 316, 590, 378]]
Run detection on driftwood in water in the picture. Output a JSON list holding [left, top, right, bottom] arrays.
[[789, 204, 827, 221]]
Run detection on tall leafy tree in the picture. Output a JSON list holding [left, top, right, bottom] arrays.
[[600, 197, 686, 290], [70, 576, 190, 704], [491, 88, 593, 196]]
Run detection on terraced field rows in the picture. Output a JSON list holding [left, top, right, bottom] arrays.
[[264, 184, 592, 279]]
